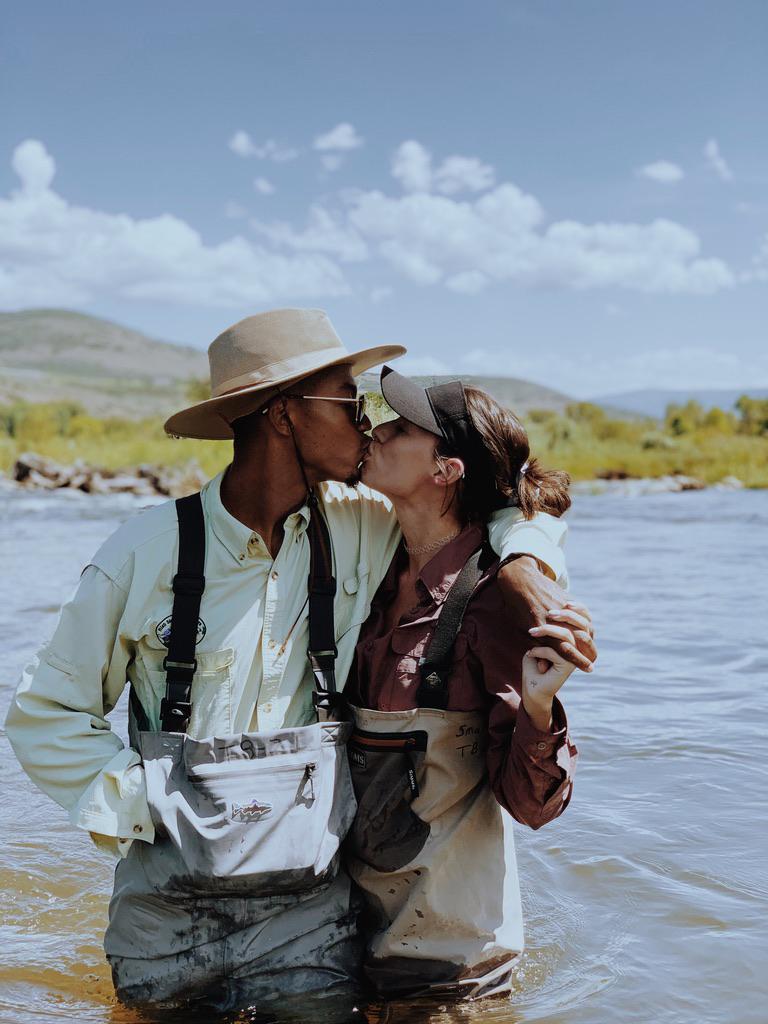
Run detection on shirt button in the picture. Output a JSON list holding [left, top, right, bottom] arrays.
[[271, 571, 279, 580], [262, 702, 273, 713], [133, 824, 143, 834], [365, 640, 374, 651], [536, 741, 549, 751], [239, 554, 245, 561]]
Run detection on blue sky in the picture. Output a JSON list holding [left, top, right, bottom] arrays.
[[1, 0, 766, 397]]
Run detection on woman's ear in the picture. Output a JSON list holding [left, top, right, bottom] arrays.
[[434, 456, 465, 487]]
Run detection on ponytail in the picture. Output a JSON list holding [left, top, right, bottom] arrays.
[[443, 385, 571, 521]]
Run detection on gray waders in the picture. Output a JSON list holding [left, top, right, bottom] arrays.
[[346, 544, 524, 1000], [107, 492, 362, 1012]]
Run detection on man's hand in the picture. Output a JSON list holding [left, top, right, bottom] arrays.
[[496, 555, 597, 672]]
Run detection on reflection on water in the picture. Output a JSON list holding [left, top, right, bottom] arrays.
[[1, 487, 766, 1024]]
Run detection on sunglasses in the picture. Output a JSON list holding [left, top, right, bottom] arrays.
[[263, 393, 367, 426]]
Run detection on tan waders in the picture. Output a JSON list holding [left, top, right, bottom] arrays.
[[346, 546, 524, 999], [106, 492, 362, 1012]]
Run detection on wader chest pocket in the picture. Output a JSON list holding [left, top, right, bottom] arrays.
[[347, 729, 430, 872]]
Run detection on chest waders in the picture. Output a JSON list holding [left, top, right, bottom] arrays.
[[106, 491, 360, 1001], [346, 544, 525, 1000]]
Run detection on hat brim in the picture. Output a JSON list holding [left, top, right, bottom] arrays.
[[165, 343, 406, 440], [380, 365, 444, 437]]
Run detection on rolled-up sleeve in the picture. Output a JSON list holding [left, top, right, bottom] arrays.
[[5, 563, 154, 855], [487, 509, 568, 586]]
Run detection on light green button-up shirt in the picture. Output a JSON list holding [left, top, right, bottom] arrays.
[[6, 470, 568, 857]]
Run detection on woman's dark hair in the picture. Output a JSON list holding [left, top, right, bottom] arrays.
[[435, 385, 571, 522]]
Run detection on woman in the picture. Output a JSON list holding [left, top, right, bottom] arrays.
[[344, 366, 591, 1000]]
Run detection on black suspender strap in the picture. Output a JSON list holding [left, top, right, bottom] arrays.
[[160, 492, 206, 733], [415, 544, 491, 710], [306, 491, 344, 720]]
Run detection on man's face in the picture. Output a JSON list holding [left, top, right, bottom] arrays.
[[282, 365, 372, 486]]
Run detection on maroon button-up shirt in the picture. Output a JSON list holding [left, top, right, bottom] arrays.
[[346, 523, 577, 829]]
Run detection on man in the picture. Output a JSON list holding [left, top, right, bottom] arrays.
[[6, 308, 595, 1013]]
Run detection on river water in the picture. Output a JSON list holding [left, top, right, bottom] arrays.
[[0, 486, 765, 1024]]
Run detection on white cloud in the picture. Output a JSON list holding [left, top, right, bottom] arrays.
[[434, 156, 495, 194], [251, 204, 368, 262], [704, 138, 733, 181], [392, 141, 433, 193], [253, 177, 275, 195], [12, 139, 55, 193], [638, 160, 684, 184], [229, 131, 299, 162], [391, 141, 495, 195], [0, 140, 348, 308], [313, 123, 364, 151], [229, 130, 257, 157], [343, 181, 733, 295]]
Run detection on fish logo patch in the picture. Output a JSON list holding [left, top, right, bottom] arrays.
[[231, 799, 273, 823], [155, 615, 206, 647]]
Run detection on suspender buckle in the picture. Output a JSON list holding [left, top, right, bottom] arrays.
[[172, 572, 206, 596], [163, 656, 198, 677], [160, 698, 193, 730]]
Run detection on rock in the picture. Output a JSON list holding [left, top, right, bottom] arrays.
[[716, 475, 744, 490]]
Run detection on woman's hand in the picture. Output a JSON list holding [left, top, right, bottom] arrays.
[[521, 607, 593, 730]]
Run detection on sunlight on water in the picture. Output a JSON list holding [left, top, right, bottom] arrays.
[[1, 488, 766, 1023]]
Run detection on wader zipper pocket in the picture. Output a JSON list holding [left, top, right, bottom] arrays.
[[347, 729, 430, 872], [349, 730, 427, 797]]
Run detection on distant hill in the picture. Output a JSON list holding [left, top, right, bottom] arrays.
[[0, 308, 581, 419], [0, 309, 208, 417], [358, 371, 574, 414], [590, 388, 768, 420]]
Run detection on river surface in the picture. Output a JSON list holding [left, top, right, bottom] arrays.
[[0, 486, 765, 1024]]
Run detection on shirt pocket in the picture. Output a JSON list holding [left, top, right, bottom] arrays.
[[334, 562, 371, 643], [134, 629, 235, 737]]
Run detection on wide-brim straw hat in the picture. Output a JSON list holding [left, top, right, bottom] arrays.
[[164, 308, 406, 440]]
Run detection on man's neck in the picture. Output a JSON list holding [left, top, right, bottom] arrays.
[[220, 445, 312, 559], [392, 496, 464, 575]]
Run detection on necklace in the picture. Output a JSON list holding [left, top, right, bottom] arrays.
[[404, 527, 462, 555]]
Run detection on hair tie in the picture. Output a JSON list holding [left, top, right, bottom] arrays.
[[516, 460, 529, 490]]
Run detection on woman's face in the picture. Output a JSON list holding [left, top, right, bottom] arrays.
[[361, 416, 444, 499]]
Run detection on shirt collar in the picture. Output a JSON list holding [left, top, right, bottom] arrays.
[[202, 468, 312, 565]]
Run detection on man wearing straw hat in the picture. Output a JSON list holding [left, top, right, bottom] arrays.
[[6, 308, 591, 1013]]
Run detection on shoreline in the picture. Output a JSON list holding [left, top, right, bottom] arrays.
[[0, 452, 751, 499]]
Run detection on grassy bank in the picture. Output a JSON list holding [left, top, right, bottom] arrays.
[[1, 395, 767, 487]]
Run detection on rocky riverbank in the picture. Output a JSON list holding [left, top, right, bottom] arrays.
[[6, 452, 208, 498], [1, 452, 749, 499]]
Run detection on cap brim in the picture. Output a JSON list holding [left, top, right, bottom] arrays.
[[380, 365, 444, 436], [164, 343, 406, 440]]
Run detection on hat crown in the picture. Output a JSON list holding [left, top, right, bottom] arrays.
[[209, 308, 346, 397]]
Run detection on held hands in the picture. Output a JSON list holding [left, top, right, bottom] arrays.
[[521, 606, 594, 731], [497, 557, 597, 671]]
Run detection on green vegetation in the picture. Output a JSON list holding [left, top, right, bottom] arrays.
[[1, 392, 767, 487]]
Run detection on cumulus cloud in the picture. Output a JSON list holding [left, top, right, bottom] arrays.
[[434, 156, 496, 195], [313, 123, 364, 151], [0, 140, 347, 308], [253, 176, 275, 195], [391, 142, 495, 195], [341, 175, 734, 294], [704, 138, 733, 181], [251, 204, 368, 262], [228, 131, 299, 162], [638, 160, 684, 184], [392, 141, 433, 193]]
